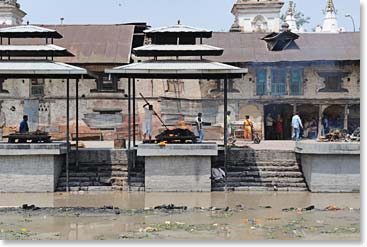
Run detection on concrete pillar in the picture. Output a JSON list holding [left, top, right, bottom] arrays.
[[318, 105, 323, 137], [266, 66, 271, 96], [293, 104, 297, 114], [344, 104, 349, 130]]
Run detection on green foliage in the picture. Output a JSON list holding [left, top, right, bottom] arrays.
[[281, 11, 311, 29]]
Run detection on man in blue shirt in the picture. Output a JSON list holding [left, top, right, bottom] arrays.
[[19, 115, 29, 133], [291, 112, 303, 141]]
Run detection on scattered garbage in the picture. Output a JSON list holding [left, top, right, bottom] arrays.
[[211, 168, 226, 181], [21, 204, 40, 211], [154, 204, 187, 210], [324, 205, 342, 211], [282, 205, 315, 212], [259, 205, 272, 209], [265, 217, 281, 221]]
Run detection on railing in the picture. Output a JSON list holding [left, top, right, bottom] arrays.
[[271, 83, 287, 96]]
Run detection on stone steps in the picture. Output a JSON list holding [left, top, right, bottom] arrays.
[[213, 149, 308, 192]]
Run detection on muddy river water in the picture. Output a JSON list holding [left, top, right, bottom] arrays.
[[0, 192, 360, 240]]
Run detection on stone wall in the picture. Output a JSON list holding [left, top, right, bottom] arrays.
[[295, 142, 360, 192]]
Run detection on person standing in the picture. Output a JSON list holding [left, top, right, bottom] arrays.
[[226, 111, 232, 138], [19, 115, 29, 133], [276, 114, 283, 140], [0, 104, 5, 141], [310, 118, 318, 139], [195, 112, 204, 143], [265, 113, 274, 140], [243, 115, 253, 141], [142, 103, 154, 142], [322, 114, 330, 136], [291, 112, 303, 141]]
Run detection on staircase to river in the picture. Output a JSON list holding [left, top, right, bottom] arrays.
[[212, 149, 308, 192], [56, 149, 142, 192]]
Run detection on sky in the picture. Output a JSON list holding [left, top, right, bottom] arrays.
[[19, 0, 361, 32]]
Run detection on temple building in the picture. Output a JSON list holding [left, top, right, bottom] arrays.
[[0, 0, 25, 25], [0, 0, 360, 142], [230, 0, 284, 33]]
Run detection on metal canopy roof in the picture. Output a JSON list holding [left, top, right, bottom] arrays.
[[144, 24, 212, 38], [0, 60, 88, 78], [0, 44, 74, 57], [0, 25, 63, 39], [133, 44, 224, 57], [106, 60, 247, 79]]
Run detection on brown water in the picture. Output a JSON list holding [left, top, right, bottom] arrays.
[[0, 192, 360, 240]]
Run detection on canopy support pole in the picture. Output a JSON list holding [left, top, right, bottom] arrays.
[[75, 79, 79, 169], [224, 77, 228, 192], [66, 78, 70, 192], [127, 77, 132, 182], [132, 78, 136, 168]]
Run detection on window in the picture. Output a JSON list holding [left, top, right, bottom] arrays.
[[166, 79, 184, 93], [256, 68, 267, 96], [290, 69, 303, 95], [271, 69, 287, 96], [318, 72, 349, 93], [92, 73, 120, 93], [210, 80, 240, 93], [0, 79, 8, 93], [30, 79, 45, 97]]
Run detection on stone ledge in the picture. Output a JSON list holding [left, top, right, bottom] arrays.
[[137, 143, 218, 157], [0, 142, 67, 155], [295, 141, 360, 155]]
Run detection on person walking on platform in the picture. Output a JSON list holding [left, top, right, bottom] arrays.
[[291, 112, 303, 141], [243, 115, 253, 141]]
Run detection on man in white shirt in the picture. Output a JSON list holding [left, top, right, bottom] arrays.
[[291, 112, 303, 141], [195, 112, 204, 143], [142, 103, 154, 142]]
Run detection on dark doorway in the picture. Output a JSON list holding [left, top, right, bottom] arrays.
[[264, 104, 293, 140], [298, 104, 319, 139], [323, 105, 345, 130], [348, 104, 360, 134]]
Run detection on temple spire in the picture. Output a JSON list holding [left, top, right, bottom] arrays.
[[325, 0, 336, 14], [321, 0, 339, 33], [285, 1, 298, 32]]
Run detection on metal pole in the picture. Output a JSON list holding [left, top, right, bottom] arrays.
[[75, 79, 79, 169], [66, 78, 70, 192], [223, 77, 228, 192], [132, 78, 136, 169], [133, 78, 136, 147], [127, 78, 132, 172], [345, 15, 356, 32]]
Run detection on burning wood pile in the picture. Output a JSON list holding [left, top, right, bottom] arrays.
[[6, 130, 51, 143], [155, 128, 198, 144], [318, 127, 360, 142]]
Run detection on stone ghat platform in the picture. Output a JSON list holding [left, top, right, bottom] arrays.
[[137, 143, 218, 192], [295, 141, 360, 192], [0, 142, 66, 193]]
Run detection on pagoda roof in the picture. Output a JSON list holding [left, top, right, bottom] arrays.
[[0, 44, 74, 57], [133, 44, 224, 57], [144, 24, 212, 38], [0, 60, 87, 78], [106, 59, 247, 79], [0, 25, 63, 39]]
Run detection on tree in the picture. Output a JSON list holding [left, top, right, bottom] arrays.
[[281, 11, 311, 30]]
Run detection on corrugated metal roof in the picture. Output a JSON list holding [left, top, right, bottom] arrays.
[[134, 44, 222, 51], [8, 25, 135, 64], [204, 32, 360, 63], [133, 44, 224, 57], [0, 60, 87, 75], [0, 44, 67, 51], [0, 25, 63, 38], [106, 59, 247, 75], [144, 24, 211, 34], [0, 44, 74, 57]]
